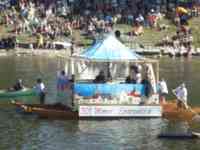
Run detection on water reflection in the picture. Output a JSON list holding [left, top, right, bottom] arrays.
[[77, 119, 163, 150]]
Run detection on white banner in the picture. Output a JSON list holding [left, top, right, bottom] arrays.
[[79, 105, 162, 117]]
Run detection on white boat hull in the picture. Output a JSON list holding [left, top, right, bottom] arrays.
[[79, 105, 162, 117]]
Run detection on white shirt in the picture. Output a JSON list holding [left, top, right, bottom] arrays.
[[135, 73, 142, 83], [35, 83, 45, 94], [176, 87, 187, 102], [159, 80, 168, 94]]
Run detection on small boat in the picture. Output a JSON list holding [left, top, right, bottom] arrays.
[[158, 132, 200, 139], [0, 88, 36, 98], [12, 101, 78, 120], [162, 101, 200, 122]]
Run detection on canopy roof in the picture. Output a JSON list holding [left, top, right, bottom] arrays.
[[73, 35, 147, 62], [66, 35, 159, 82]]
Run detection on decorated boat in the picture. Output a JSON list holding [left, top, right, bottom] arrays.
[[0, 88, 36, 98], [59, 35, 162, 117], [12, 35, 163, 119], [12, 101, 78, 119]]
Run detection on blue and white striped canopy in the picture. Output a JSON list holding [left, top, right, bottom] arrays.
[[79, 35, 144, 61]]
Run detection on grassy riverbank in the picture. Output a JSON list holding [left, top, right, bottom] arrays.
[[1, 16, 200, 49]]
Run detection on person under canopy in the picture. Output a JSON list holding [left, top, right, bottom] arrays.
[[125, 75, 136, 83], [93, 70, 106, 83]]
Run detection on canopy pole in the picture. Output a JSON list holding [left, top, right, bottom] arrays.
[[107, 62, 111, 80], [71, 74, 75, 108], [156, 61, 159, 83]]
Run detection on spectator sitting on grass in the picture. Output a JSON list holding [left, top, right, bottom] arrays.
[[135, 14, 144, 25], [147, 9, 158, 28], [132, 21, 144, 36]]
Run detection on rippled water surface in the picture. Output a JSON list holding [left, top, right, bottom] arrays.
[[0, 55, 200, 150]]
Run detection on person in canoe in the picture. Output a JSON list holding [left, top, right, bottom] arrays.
[[9, 79, 24, 91], [34, 78, 46, 104], [173, 83, 188, 109]]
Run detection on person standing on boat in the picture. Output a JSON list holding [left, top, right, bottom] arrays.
[[133, 64, 142, 83], [125, 66, 136, 83], [173, 83, 188, 109], [141, 76, 151, 97], [159, 78, 168, 104], [57, 70, 69, 91], [35, 78, 46, 104]]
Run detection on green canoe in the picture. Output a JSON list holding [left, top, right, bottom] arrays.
[[0, 88, 36, 98]]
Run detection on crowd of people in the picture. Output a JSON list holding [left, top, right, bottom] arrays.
[[158, 6, 195, 56], [1, 0, 199, 51], [1, 1, 75, 49]]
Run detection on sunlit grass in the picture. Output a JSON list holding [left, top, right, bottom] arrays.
[[0, 16, 200, 48]]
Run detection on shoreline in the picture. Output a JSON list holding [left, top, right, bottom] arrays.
[[0, 48, 71, 58], [1, 46, 200, 58]]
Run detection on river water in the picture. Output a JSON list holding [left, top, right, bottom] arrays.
[[0, 55, 200, 150]]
